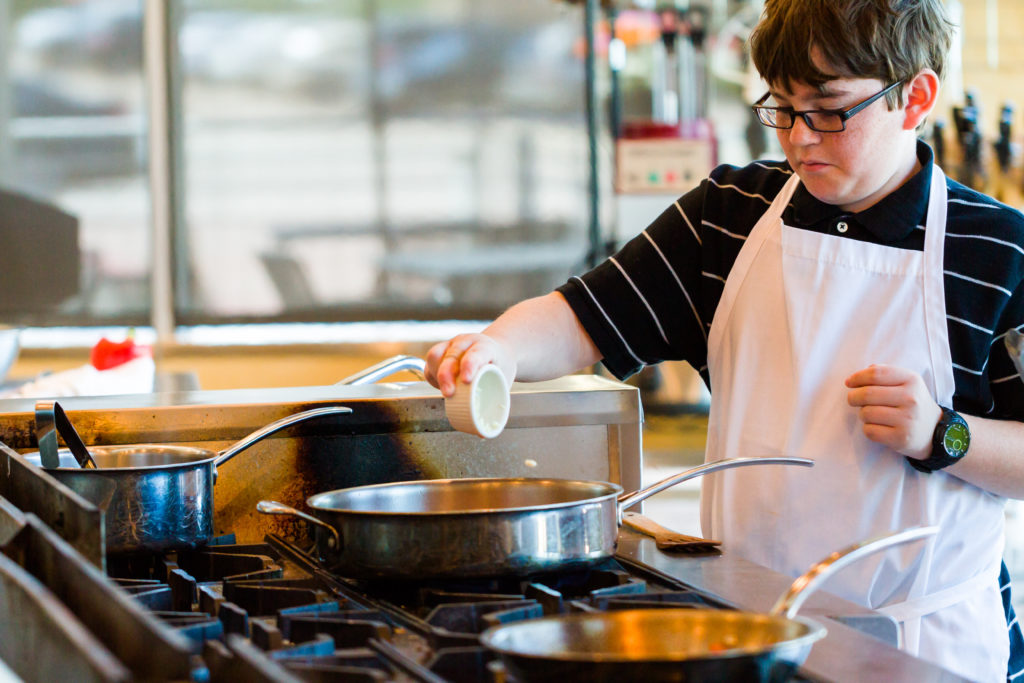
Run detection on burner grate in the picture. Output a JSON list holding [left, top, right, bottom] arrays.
[[223, 579, 332, 616], [99, 537, 751, 682]]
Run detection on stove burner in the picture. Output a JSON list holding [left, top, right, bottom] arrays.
[[106, 539, 427, 681], [98, 537, 740, 681], [348, 561, 657, 636]]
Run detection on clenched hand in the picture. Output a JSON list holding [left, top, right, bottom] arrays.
[[845, 364, 942, 461]]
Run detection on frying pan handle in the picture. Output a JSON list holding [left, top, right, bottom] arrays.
[[770, 526, 939, 620], [616, 456, 814, 512], [256, 500, 342, 552], [212, 406, 353, 468], [336, 355, 426, 386]]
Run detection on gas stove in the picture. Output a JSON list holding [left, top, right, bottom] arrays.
[[0, 380, 968, 682], [0, 496, 792, 683], [0, 491, 963, 683]]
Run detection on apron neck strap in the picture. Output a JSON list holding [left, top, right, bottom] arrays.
[[923, 164, 948, 254], [767, 171, 802, 223]]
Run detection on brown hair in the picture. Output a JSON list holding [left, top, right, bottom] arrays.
[[748, 0, 955, 109]]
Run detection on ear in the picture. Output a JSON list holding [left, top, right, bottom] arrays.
[[902, 69, 940, 130]]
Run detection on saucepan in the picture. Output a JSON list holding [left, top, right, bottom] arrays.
[[257, 456, 814, 580], [24, 404, 352, 554], [480, 526, 938, 682], [21, 355, 428, 554]]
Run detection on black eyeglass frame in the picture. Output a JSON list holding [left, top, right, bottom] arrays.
[[751, 81, 904, 132]]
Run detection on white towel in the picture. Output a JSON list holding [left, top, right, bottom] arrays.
[[0, 356, 155, 398]]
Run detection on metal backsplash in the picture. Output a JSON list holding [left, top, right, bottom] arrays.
[[0, 375, 642, 545]]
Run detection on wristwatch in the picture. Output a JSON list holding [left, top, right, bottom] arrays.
[[907, 407, 970, 473]]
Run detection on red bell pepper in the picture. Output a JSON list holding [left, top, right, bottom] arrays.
[[90, 334, 151, 370]]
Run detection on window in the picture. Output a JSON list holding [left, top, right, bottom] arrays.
[[0, 0, 588, 328], [1, 0, 148, 324]]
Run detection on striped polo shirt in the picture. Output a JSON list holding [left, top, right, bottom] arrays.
[[558, 140, 1024, 422]]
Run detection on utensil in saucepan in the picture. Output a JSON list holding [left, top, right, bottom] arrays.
[[257, 456, 813, 580], [480, 526, 938, 683], [25, 405, 352, 554], [35, 400, 97, 469]]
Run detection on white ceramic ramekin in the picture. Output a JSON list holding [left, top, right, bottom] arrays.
[[444, 364, 510, 439]]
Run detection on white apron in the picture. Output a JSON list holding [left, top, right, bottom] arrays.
[[702, 165, 1008, 681]]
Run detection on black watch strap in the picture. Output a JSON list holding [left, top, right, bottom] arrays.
[[907, 407, 970, 473]]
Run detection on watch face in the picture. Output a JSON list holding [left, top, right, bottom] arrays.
[[944, 421, 970, 457]]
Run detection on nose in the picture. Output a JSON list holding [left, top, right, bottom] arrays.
[[786, 114, 822, 146]]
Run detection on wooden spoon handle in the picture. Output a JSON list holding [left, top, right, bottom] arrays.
[[622, 511, 720, 548], [622, 511, 677, 539]]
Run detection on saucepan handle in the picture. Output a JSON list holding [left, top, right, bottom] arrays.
[[212, 406, 352, 468], [256, 500, 342, 552], [616, 456, 814, 512]]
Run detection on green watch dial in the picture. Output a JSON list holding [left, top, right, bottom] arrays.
[[943, 420, 970, 457]]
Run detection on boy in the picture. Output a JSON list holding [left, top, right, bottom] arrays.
[[426, 1, 1024, 679]]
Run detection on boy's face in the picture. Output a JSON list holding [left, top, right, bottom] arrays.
[[768, 69, 918, 213]]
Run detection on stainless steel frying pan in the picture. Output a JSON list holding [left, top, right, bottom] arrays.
[[480, 526, 937, 682], [257, 456, 813, 579]]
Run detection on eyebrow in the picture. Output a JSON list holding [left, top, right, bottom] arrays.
[[769, 84, 851, 103]]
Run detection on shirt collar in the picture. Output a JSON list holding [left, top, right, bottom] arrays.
[[788, 140, 933, 242]]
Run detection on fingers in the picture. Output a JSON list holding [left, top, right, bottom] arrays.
[[424, 334, 497, 397], [847, 384, 907, 408], [857, 414, 927, 456], [430, 336, 474, 397], [856, 404, 905, 428], [423, 341, 448, 389], [456, 342, 501, 387], [844, 366, 940, 458], [846, 364, 925, 409], [859, 422, 906, 451], [852, 404, 915, 453], [844, 364, 915, 388]]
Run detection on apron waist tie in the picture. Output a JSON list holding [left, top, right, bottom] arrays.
[[874, 566, 996, 654], [874, 567, 994, 623]]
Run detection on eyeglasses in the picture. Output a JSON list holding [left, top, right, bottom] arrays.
[[751, 81, 904, 133]]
